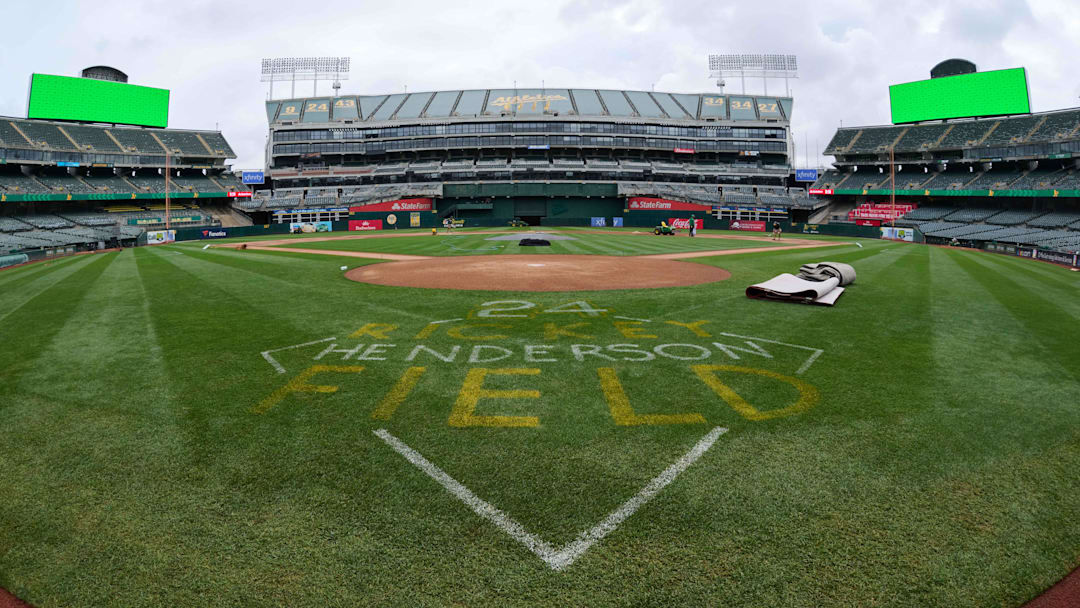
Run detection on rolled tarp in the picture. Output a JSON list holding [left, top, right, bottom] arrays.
[[746, 273, 845, 306], [796, 262, 856, 285]]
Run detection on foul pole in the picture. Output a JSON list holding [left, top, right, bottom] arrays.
[[165, 154, 171, 230], [890, 147, 896, 227]]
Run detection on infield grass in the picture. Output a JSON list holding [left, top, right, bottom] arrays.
[[1, 233, 1078, 607]]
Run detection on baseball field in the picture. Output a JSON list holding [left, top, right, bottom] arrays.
[[1, 228, 1078, 607]]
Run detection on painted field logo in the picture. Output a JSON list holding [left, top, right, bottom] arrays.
[[251, 299, 826, 570]]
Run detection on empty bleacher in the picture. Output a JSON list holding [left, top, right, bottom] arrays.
[[15, 121, 78, 151], [962, 170, 1022, 191], [34, 174, 98, 194], [894, 124, 951, 152], [81, 174, 135, 193], [1026, 110, 1080, 143], [63, 125, 122, 153], [811, 170, 846, 189], [936, 121, 995, 149], [980, 115, 1043, 147], [846, 126, 906, 153], [942, 208, 1000, 222], [920, 171, 974, 190], [0, 174, 50, 194], [824, 129, 858, 153], [107, 128, 166, 154], [0, 121, 32, 148], [1008, 168, 1067, 190], [1028, 212, 1080, 228], [835, 170, 886, 190], [200, 132, 236, 157], [985, 210, 1046, 225], [155, 131, 211, 156]]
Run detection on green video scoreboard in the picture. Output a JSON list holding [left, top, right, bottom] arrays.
[[889, 68, 1030, 124], [27, 73, 170, 128]]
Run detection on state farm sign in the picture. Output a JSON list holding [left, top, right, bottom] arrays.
[[349, 198, 433, 212], [628, 197, 712, 211]]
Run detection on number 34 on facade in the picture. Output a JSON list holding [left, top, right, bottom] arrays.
[[252, 364, 819, 425]]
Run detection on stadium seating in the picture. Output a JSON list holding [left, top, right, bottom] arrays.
[[942, 208, 1000, 222], [155, 131, 211, 156], [82, 174, 135, 193], [62, 125, 122, 152], [920, 171, 974, 190], [894, 171, 932, 189], [1052, 171, 1080, 189], [985, 210, 1046, 225], [34, 174, 98, 194], [58, 212, 118, 227], [824, 129, 858, 153], [0, 217, 31, 232], [14, 215, 73, 229], [1008, 168, 1067, 190], [962, 170, 1022, 191], [1028, 212, 1080, 228], [108, 128, 166, 154], [15, 121, 78, 150], [811, 170, 846, 189], [835, 170, 886, 191], [846, 126, 906, 153], [1026, 110, 1080, 143], [0, 121, 31, 147], [936, 121, 995, 149], [980, 115, 1043, 147], [901, 206, 957, 221], [0, 174, 51, 194], [200, 132, 236, 157], [894, 124, 951, 152], [170, 174, 218, 191]]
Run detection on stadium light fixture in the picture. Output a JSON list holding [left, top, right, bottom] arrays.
[[708, 54, 798, 96], [260, 57, 351, 99]]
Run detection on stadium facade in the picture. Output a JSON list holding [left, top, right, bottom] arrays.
[[249, 88, 812, 227]]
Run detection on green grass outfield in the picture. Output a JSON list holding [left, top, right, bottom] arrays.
[[1, 232, 1079, 607]]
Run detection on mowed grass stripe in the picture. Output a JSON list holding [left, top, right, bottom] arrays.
[[0, 255, 99, 322], [964, 247, 1080, 297], [0, 253, 84, 288], [0, 253, 115, 394], [950, 249, 1080, 383]]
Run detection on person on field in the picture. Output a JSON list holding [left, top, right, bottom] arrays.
[[772, 220, 782, 240], [688, 215, 697, 237]]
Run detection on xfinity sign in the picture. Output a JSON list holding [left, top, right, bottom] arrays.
[[795, 169, 818, 182], [241, 171, 265, 185]]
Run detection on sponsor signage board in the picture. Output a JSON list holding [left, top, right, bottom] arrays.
[[348, 219, 383, 231], [795, 169, 819, 182], [855, 219, 882, 227], [289, 221, 332, 234], [808, 188, 833, 195], [349, 198, 433, 213], [527, 144, 550, 150], [145, 230, 175, 245], [673, 147, 695, 154], [1035, 249, 1077, 266], [241, 171, 265, 184], [612, 217, 624, 227], [880, 226, 915, 242], [200, 229, 229, 238], [410, 212, 421, 227], [628, 197, 711, 211], [227, 191, 253, 198], [668, 218, 704, 230], [272, 208, 348, 214], [729, 220, 766, 232], [590, 217, 607, 227]]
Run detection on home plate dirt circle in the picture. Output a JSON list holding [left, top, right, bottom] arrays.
[[345, 255, 731, 291]]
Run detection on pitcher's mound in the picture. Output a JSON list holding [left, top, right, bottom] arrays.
[[345, 255, 730, 291]]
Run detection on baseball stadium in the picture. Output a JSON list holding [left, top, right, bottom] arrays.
[[1, 52, 1080, 608]]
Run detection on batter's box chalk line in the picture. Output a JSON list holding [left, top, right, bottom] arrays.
[[374, 426, 728, 571]]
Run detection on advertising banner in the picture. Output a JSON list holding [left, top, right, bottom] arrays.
[[1035, 249, 1078, 266], [241, 171, 265, 185], [855, 219, 882, 227], [199, 229, 229, 238], [729, 220, 766, 232], [349, 219, 383, 231], [669, 218, 704, 230], [145, 230, 175, 244], [289, 221, 332, 234], [612, 217, 624, 227], [880, 226, 915, 242], [795, 169, 819, 182], [349, 198, 433, 213], [590, 217, 607, 227], [226, 191, 253, 198], [410, 212, 421, 227], [628, 197, 712, 211], [808, 188, 833, 195]]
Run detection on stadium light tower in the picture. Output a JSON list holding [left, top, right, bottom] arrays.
[[709, 54, 798, 96], [261, 57, 351, 99]]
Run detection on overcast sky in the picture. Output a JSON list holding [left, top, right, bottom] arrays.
[[2, 0, 1078, 171]]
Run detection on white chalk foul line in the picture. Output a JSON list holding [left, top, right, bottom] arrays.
[[373, 426, 727, 571]]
